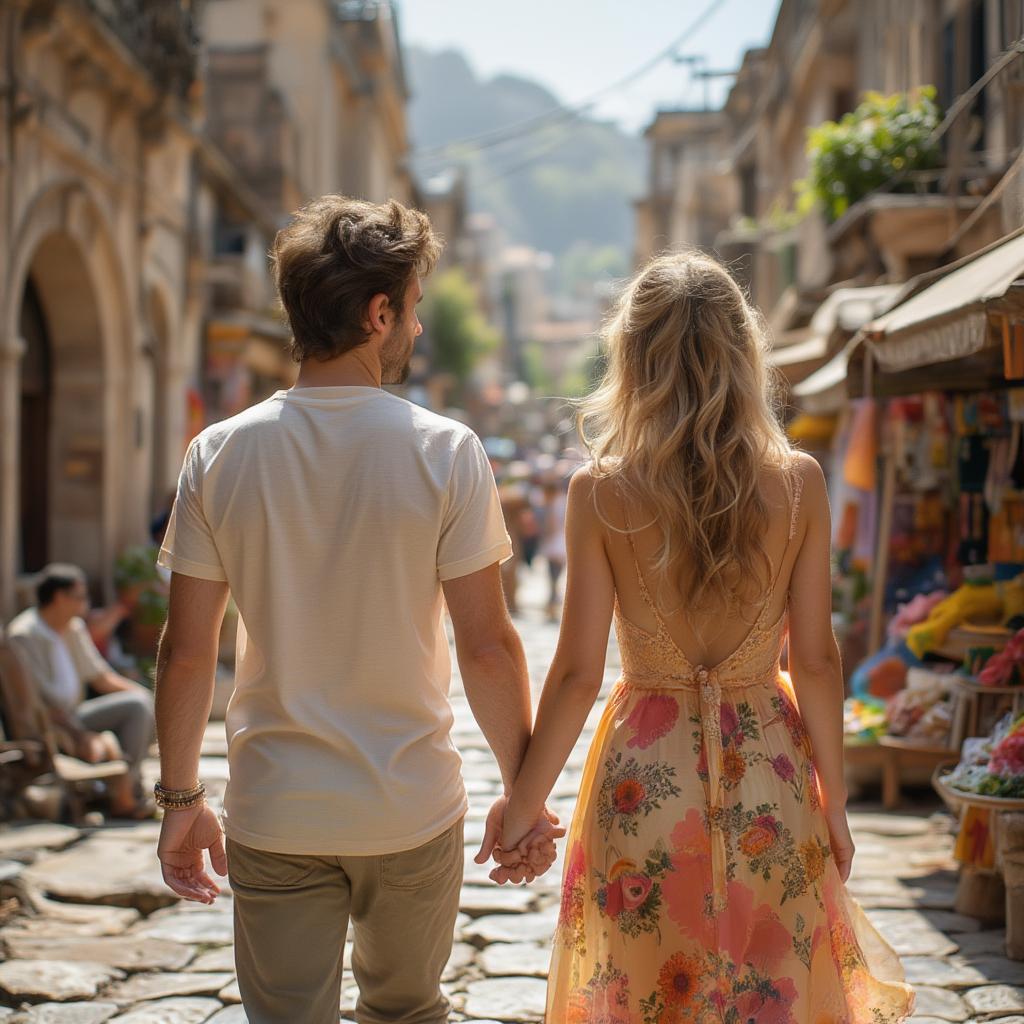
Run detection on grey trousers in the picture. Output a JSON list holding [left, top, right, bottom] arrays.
[[77, 690, 155, 788], [227, 818, 465, 1024]]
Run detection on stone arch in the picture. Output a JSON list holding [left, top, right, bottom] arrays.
[[6, 179, 134, 588]]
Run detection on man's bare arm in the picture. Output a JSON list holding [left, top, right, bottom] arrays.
[[442, 564, 532, 793], [155, 574, 229, 789]]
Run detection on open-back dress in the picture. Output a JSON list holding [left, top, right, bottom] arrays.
[[546, 462, 915, 1023]]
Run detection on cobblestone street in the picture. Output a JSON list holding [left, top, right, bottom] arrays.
[[0, 566, 1017, 1022]]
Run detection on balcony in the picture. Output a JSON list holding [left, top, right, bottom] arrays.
[[85, 0, 200, 97]]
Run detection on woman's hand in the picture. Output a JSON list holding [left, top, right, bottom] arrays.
[[475, 795, 565, 884], [825, 803, 855, 882]]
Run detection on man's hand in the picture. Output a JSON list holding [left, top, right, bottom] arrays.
[[474, 795, 564, 884], [157, 804, 227, 904]]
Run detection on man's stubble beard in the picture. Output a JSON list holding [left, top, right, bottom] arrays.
[[380, 324, 413, 386], [382, 360, 412, 386]]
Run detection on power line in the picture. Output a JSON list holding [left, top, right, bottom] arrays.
[[471, 121, 583, 188], [412, 0, 728, 161]]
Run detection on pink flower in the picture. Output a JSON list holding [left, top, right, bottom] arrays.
[[601, 879, 624, 918], [771, 754, 796, 781], [620, 872, 653, 910], [720, 702, 740, 737], [719, 883, 789, 975], [696, 745, 709, 778], [625, 694, 680, 749], [664, 810, 715, 944]]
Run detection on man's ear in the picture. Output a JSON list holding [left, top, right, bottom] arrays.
[[365, 293, 390, 335]]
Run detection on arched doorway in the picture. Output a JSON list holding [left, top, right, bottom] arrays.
[[18, 279, 51, 573], [17, 233, 106, 580]]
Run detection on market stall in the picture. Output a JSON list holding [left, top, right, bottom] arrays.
[[816, 228, 1024, 942]]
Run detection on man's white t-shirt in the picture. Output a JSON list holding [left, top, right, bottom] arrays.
[[35, 616, 81, 711], [158, 386, 512, 855]]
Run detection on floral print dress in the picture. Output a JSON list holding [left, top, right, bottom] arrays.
[[546, 472, 915, 1023]]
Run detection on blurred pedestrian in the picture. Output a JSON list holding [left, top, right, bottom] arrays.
[[540, 476, 568, 621], [498, 475, 529, 614]]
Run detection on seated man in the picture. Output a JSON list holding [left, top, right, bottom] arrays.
[[7, 564, 155, 818]]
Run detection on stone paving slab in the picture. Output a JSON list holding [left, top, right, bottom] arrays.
[[479, 943, 550, 977], [8, 1004, 120, 1023], [206, 1010, 244, 1024], [129, 910, 233, 946], [23, 842, 173, 915], [0, 962, 125, 1003], [183, 950, 234, 974], [865, 909, 960, 956], [0, 826, 79, 858], [459, 978, 547, 1020], [964, 984, 1024, 1015], [106, 998, 222, 1023], [101, 974, 234, 1006], [2, 936, 195, 973], [909, 984, 970, 1020]]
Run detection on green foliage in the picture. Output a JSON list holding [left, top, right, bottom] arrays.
[[113, 546, 161, 588], [522, 343, 553, 393], [797, 87, 942, 222], [559, 242, 628, 296], [421, 269, 500, 385]]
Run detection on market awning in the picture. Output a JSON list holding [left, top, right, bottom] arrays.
[[863, 229, 1024, 373], [769, 284, 902, 371]]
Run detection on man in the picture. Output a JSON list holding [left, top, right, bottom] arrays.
[[154, 196, 562, 1024], [7, 564, 155, 818]]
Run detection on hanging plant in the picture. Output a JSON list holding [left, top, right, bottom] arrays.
[[796, 87, 943, 222]]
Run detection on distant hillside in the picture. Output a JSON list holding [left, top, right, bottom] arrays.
[[407, 47, 644, 283]]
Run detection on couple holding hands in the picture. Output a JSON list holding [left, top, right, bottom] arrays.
[[154, 195, 914, 1023]]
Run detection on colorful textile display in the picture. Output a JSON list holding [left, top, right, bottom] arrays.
[[843, 399, 878, 492], [887, 591, 948, 641], [905, 578, 1024, 659], [954, 806, 995, 868]]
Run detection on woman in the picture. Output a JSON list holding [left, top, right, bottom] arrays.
[[494, 253, 914, 1022]]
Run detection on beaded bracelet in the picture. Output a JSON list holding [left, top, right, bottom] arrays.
[[154, 781, 206, 810]]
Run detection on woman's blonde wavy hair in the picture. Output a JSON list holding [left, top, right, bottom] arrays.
[[579, 250, 793, 615]]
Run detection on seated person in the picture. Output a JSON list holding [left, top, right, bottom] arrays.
[[7, 564, 156, 818]]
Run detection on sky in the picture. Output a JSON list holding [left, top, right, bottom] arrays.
[[399, 0, 784, 133]]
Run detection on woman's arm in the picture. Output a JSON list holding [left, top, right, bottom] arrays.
[[500, 468, 616, 850], [787, 455, 854, 878]]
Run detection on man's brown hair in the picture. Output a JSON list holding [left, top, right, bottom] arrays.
[[271, 196, 442, 362]]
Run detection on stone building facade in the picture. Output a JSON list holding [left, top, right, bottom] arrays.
[[636, 0, 1024, 322], [0, 1, 202, 617], [0, 0, 421, 619]]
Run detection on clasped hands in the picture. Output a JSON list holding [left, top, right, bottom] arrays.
[[474, 795, 566, 885]]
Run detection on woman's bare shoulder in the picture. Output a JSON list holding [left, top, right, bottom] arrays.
[[567, 464, 622, 530]]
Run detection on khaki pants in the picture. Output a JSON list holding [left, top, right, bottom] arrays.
[[227, 819, 464, 1024]]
